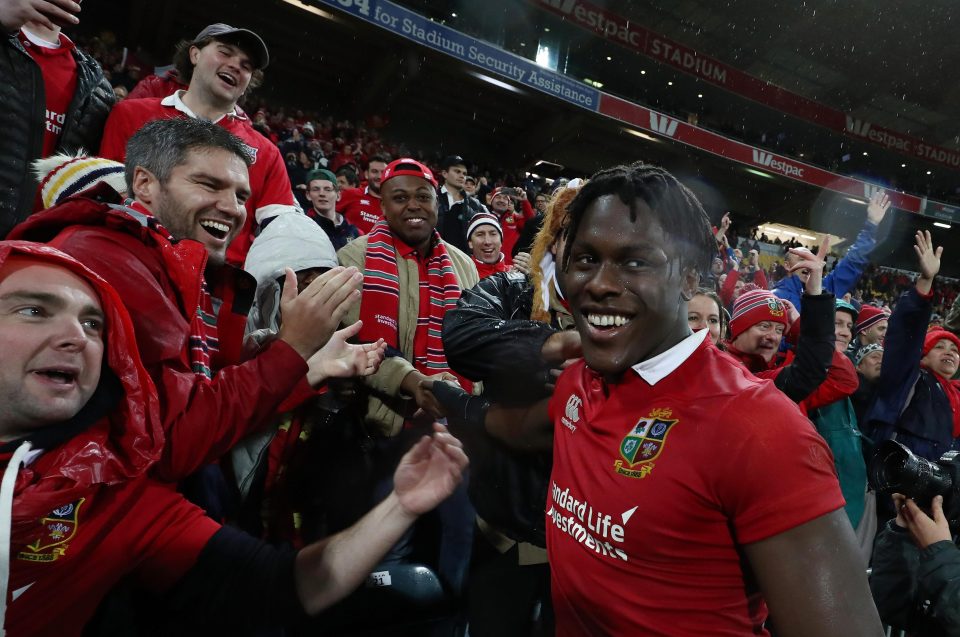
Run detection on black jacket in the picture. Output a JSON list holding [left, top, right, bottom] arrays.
[[442, 272, 567, 546], [436, 187, 486, 254], [871, 520, 960, 636], [0, 34, 115, 238]]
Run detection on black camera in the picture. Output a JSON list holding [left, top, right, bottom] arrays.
[[869, 439, 960, 526]]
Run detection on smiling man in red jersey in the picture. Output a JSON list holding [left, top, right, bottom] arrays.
[[11, 118, 368, 489], [546, 162, 883, 637], [98, 23, 297, 266]]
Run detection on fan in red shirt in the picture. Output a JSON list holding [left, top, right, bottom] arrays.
[[0, 241, 468, 637], [337, 154, 388, 234], [546, 162, 883, 637], [465, 212, 508, 279], [98, 23, 297, 267], [488, 186, 535, 266]]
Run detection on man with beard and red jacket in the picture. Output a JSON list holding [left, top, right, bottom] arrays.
[[10, 118, 369, 488], [98, 23, 297, 267], [0, 240, 469, 637]]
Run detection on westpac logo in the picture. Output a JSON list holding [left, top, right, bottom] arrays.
[[649, 113, 679, 137], [751, 149, 804, 179], [846, 116, 872, 137], [541, 0, 578, 11]]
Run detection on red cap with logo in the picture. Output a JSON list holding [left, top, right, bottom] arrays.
[[380, 158, 438, 189]]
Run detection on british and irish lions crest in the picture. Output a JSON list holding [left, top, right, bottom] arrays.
[[615, 408, 678, 479]]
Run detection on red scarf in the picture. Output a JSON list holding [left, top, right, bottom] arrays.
[[472, 254, 509, 279], [358, 222, 470, 389], [928, 370, 960, 438], [127, 200, 219, 379]]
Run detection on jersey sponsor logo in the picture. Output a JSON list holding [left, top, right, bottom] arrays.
[[547, 481, 629, 561], [18, 498, 85, 562], [562, 394, 582, 432], [239, 142, 258, 165], [614, 408, 678, 479], [649, 112, 679, 137]]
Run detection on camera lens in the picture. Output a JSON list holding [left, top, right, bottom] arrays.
[[868, 440, 953, 506]]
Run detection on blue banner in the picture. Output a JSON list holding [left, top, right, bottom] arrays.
[[309, 0, 600, 110]]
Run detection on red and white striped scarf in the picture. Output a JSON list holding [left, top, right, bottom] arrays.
[[358, 222, 467, 387]]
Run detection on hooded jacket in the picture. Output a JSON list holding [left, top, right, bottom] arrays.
[[7, 189, 310, 480], [0, 241, 219, 636]]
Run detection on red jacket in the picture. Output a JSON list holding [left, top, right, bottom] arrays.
[[725, 346, 859, 414], [0, 242, 220, 637], [8, 191, 311, 480]]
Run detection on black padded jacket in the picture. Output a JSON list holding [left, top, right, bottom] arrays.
[[0, 34, 115, 238]]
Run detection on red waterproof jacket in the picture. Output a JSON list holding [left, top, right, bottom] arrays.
[[0, 242, 219, 637], [8, 190, 311, 480]]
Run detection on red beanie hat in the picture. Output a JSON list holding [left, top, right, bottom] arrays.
[[855, 304, 890, 335], [729, 289, 789, 340], [922, 329, 960, 358]]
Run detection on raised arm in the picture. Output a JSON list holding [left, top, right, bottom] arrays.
[[865, 231, 941, 442], [823, 191, 889, 298], [294, 424, 468, 614]]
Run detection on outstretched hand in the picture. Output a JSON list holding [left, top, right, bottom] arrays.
[[914, 230, 943, 281], [787, 235, 830, 296], [394, 423, 469, 517], [867, 190, 891, 225], [893, 494, 951, 549], [278, 266, 363, 360], [305, 320, 386, 387]]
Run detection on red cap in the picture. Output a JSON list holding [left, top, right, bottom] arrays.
[[380, 158, 438, 189]]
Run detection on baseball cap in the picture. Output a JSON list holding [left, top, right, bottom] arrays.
[[464, 175, 477, 185], [440, 155, 467, 170], [194, 23, 270, 69], [381, 158, 438, 189], [306, 169, 339, 191]]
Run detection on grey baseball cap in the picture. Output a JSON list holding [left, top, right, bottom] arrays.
[[194, 23, 270, 69]]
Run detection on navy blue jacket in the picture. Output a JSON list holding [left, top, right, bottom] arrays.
[[864, 287, 959, 461]]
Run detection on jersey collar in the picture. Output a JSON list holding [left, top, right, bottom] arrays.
[[161, 90, 244, 124], [631, 328, 708, 386]]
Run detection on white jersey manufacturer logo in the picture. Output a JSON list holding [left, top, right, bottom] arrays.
[[565, 394, 582, 423]]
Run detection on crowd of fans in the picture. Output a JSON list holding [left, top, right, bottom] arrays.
[[3, 2, 960, 636]]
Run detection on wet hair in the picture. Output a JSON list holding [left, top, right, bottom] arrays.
[[335, 166, 360, 187], [691, 287, 729, 345], [172, 37, 264, 91], [124, 118, 252, 192], [560, 162, 714, 281]]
